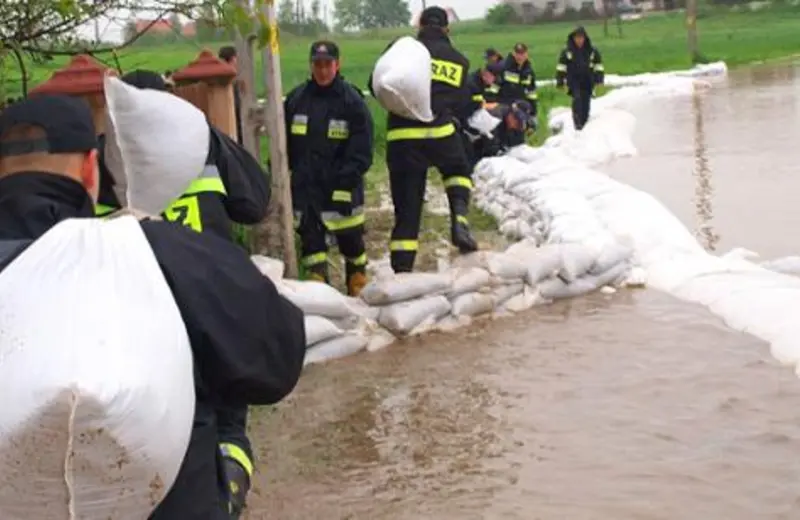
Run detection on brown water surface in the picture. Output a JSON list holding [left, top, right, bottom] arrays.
[[246, 63, 800, 519]]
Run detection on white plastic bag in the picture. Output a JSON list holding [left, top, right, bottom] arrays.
[[371, 37, 434, 122], [279, 279, 359, 319], [104, 76, 210, 214], [378, 295, 452, 335], [467, 108, 502, 137], [0, 217, 195, 519], [304, 315, 344, 346], [360, 272, 452, 305], [304, 332, 369, 366]]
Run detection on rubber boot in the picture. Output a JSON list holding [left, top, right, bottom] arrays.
[[307, 263, 329, 284], [452, 218, 478, 254], [223, 457, 250, 520], [346, 268, 368, 297]]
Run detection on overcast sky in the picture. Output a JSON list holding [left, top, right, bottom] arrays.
[[78, 0, 500, 43]]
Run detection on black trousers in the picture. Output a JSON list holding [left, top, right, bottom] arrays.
[[297, 208, 366, 278], [571, 88, 593, 130], [386, 133, 472, 272]]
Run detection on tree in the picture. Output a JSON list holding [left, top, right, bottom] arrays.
[[485, 3, 520, 24], [334, 0, 362, 31], [361, 0, 410, 28]]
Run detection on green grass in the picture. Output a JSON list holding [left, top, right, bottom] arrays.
[[3, 8, 799, 264]]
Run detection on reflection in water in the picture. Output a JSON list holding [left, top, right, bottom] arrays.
[[691, 89, 719, 251]]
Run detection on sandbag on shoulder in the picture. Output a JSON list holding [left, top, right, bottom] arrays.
[[304, 332, 369, 366], [279, 279, 360, 319], [378, 295, 452, 335], [451, 292, 495, 317], [304, 315, 345, 346], [104, 76, 210, 214], [371, 37, 434, 122], [360, 272, 452, 305]]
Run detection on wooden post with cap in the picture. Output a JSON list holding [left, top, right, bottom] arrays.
[[256, 0, 298, 278]]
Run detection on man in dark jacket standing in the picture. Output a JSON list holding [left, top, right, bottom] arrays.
[[556, 26, 604, 131], [95, 69, 270, 519], [284, 41, 373, 296], [0, 95, 306, 519], [497, 42, 538, 146], [370, 6, 478, 273]]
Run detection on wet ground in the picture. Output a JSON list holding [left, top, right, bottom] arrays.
[[246, 62, 800, 519]]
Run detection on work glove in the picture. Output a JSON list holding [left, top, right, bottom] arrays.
[[330, 189, 353, 216]]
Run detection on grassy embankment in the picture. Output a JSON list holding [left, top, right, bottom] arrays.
[[5, 8, 800, 273]]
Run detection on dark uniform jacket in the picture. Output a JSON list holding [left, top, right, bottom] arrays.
[[284, 75, 373, 212], [97, 126, 270, 241], [472, 69, 501, 104], [369, 28, 471, 138], [497, 54, 538, 114], [0, 172, 306, 520], [556, 31, 604, 93]]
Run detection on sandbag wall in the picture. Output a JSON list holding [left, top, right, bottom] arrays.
[[251, 237, 635, 366]]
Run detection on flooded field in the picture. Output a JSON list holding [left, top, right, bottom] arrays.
[[246, 62, 800, 519]]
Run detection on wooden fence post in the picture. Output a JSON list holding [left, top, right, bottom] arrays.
[[255, 0, 298, 278], [234, 2, 262, 161]]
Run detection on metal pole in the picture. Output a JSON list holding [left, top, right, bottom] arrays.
[[258, 0, 298, 277]]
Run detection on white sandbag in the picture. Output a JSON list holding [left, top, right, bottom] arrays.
[[467, 108, 502, 136], [279, 279, 359, 319], [360, 272, 452, 305], [371, 37, 434, 122], [558, 243, 601, 282], [367, 327, 397, 353], [492, 282, 525, 306], [451, 292, 496, 317], [447, 267, 492, 298], [524, 244, 567, 285], [503, 287, 539, 313], [104, 76, 210, 215], [539, 261, 631, 300], [304, 332, 369, 366], [378, 295, 452, 335], [589, 243, 633, 275], [304, 315, 344, 346], [435, 315, 472, 333], [453, 251, 529, 282], [761, 256, 800, 277], [0, 217, 194, 519], [344, 297, 382, 321], [251, 255, 285, 284]]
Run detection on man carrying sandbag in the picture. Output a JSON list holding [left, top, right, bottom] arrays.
[[284, 41, 374, 296], [369, 5, 478, 273], [96, 70, 269, 519], [0, 95, 305, 519], [556, 26, 605, 131], [497, 42, 539, 146]]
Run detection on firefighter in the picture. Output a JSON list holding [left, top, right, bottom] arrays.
[[284, 41, 373, 295], [464, 101, 533, 166], [497, 42, 538, 147], [95, 70, 269, 520], [484, 48, 503, 65], [369, 5, 477, 273], [556, 26, 605, 131], [469, 60, 504, 108], [0, 94, 305, 520]]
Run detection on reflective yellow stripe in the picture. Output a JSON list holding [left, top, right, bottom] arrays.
[[471, 94, 485, 102], [456, 215, 469, 225], [323, 212, 365, 232], [95, 204, 116, 217], [164, 195, 202, 232], [503, 71, 520, 83], [486, 84, 500, 93], [390, 239, 419, 252], [526, 91, 539, 100], [291, 123, 307, 135], [566, 51, 573, 60], [302, 252, 328, 267], [556, 64, 568, 72], [183, 177, 226, 196], [430, 59, 464, 87], [332, 190, 351, 203], [521, 78, 532, 86], [386, 123, 455, 142], [347, 253, 368, 266], [443, 176, 473, 190], [219, 443, 254, 478], [593, 64, 605, 71]]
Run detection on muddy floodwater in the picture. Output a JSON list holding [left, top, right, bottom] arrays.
[[246, 63, 800, 519]]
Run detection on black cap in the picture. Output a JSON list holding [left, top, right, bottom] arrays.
[[513, 42, 528, 54], [310, 41, 340, 61], [121, 69, 167, 91], [419, 6, 449, 27], [484, 48, 500, 60], [485, 61, 505, 76], [573, 25, 587, 36], [0, 95, 97, 157]]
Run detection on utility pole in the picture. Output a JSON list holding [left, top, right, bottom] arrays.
[[686, 0, 699, 62], [259, 0, 298, 277]]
